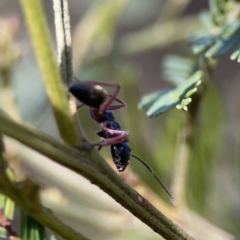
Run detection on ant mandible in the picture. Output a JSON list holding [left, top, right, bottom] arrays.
[[69, 79, 176, 205]]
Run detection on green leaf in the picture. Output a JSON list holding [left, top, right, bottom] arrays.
[[190, 17, 240, 61], [176, 98, 192, 110], [139, 71, 203, 117], [193, 44, 209, 54], [163, 55, 196, 85], [4, 197, 15, 220], [213, 35, 240, 57], [222, 21, 240, 38], [0, 194, 6, 209], [199, 11, 215, 29], [189, 34, 216, 48], [204, 40, 223, 58], [230, 49, 240, 60], [230, 41, 240, 60], [138, 89, 172, 110], [50, 234, 58, 240], [21, 211, 46, 240], [209, 0, 221, 15], [0, 227, 7, 238]]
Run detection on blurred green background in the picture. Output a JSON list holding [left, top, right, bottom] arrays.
[[0, 0, 240, 239]]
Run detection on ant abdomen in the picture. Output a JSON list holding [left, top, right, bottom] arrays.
[[111, 143, 131, 172]]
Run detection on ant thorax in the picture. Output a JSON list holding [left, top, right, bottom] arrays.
[[90, 109, 115, 123]]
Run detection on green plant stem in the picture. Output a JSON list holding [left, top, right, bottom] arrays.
[[53, 0, 73, 85], [171, 125, 191, 207], [20, 0, 81, 147], [52, 0, 86, 141], [0, 112, 194, 240]]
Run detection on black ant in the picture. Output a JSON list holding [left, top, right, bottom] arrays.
[[69, 79, 128, 148], [69, 79, 176, 205]]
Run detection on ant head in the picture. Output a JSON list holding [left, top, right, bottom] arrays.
[[111, 143, 131, 172], [69, 81, 108, 109]]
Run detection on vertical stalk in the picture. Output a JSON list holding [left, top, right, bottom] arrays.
[[53, 0, 73, 85], [171, 123, 191, 207], [53, 0, 85, 142], [20, 0, 81, 146]]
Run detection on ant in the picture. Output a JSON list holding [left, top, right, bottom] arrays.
[[69, 79, 128, 148], [69, 79, 176, 205]]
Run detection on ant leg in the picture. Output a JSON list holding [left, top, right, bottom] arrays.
[[93, 128, 129, 147], [77, 103, 85, 109], [71, 77, 126, 112], [105, 94, 126, 110], [72, 79, 123, 111], [106, 105, 125, 110], [96, 82, 121, 112], [107, 94, 125, 104]]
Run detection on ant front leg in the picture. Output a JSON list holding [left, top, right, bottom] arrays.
[[95, 82, 123, 112], [105, 93, 126, 110], [76, 93, 125, 110]]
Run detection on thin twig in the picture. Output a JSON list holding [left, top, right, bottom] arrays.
[[0, 111, 195, 240], [171, 126, 190, 207], [53, 0, 73, 85], [52, 0, 86, 141], [20, 0, 81, 146]]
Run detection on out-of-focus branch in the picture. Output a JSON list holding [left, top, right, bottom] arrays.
[[72, 0, 129, 69], [119, 15, 201, 55], [0, 18, 21, 122], [171, 125, 191, 207], [0, 134, 89, 240], [156, 0, 191, 22]]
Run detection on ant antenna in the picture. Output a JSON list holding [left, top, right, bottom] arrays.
[[131, 154, 177, 205]]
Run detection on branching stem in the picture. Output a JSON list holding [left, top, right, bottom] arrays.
[[0, 111, 194, 240]]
